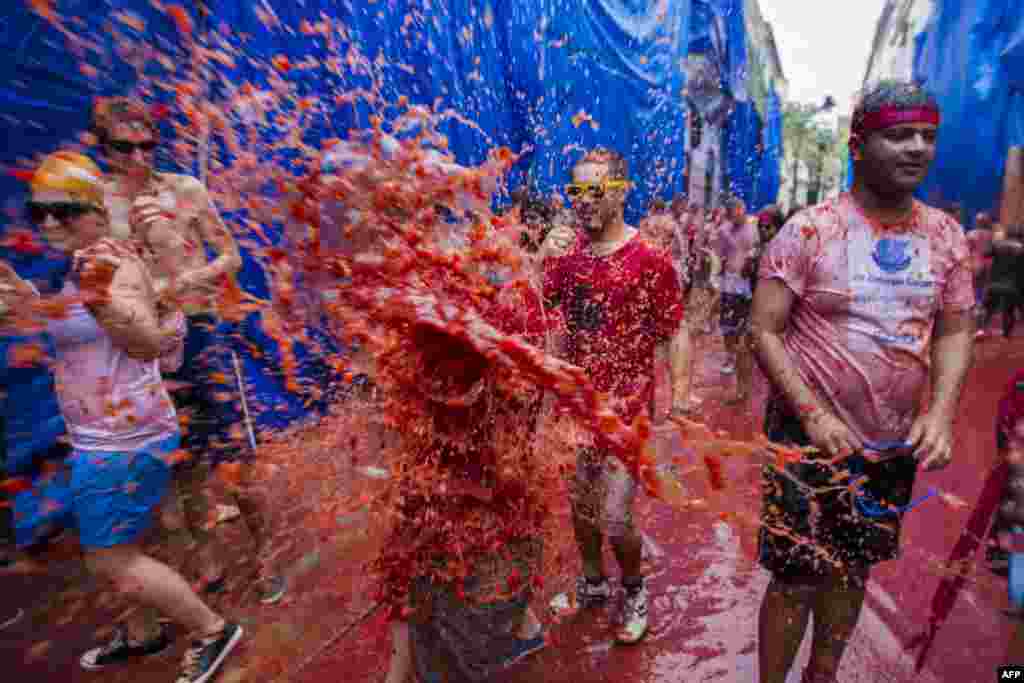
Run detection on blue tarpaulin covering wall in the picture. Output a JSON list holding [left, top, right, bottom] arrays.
[[0, 0, 777, 453], [687, 0, 783, 211], [901, 0, 1024, 226]]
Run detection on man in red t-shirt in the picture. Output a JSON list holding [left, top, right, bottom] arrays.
[[544, 148, 687, 645]]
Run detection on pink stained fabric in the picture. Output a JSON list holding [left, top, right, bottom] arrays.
[[46, 263, 179, 453], [758, 193, 974, 444], [543, 234, 684, 424], [715, 217, 759, 296]]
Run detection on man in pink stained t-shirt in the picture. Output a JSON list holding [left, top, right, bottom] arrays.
[[715, 196, 759, 404], [750, 80, 975, 683], [544, 148, 687, 645]]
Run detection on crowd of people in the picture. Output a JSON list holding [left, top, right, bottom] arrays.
[[1, 77, 1022, 683]]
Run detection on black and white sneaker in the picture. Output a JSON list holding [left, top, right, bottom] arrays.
[[575, 576, 612, 607], [258, 575, 287, 605], [80, 626, 171, 670], [548, 576, 611, 616], [176, 622, 243, 683], [616, 584, 649, 644]]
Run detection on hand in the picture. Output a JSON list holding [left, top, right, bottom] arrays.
[[0, 261, 29, 298], [802, 410, 862, 462], [0, 261, 32, 317], [130, 195, 174, 240], [907, 412, 954, 471], [540, 225, 575, 258]]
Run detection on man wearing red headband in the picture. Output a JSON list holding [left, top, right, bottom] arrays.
[[750, 80, 975, 682]]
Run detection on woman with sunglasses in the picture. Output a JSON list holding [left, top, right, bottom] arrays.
[[4, 151, 242, 683]]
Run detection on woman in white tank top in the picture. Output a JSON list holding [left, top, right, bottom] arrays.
[[1, 151, 242, 681]]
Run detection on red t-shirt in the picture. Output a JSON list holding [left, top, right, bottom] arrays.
[[543, 233, 684, 422]]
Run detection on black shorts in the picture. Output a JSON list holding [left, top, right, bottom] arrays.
[[164, 314, 247, 466], [719, 292, 752, 337], [757, 397, 918, 579], [985, 284, 1022, 312]]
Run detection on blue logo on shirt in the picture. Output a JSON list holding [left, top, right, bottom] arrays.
[[872, 238, 913, 273]]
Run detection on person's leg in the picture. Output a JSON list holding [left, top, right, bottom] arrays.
[[706, 288, 721, 335], [385, 620, 413, 683], [601, 460, 647, 644], [571, 502, 607, 581], [981, 290, 998, 332], [571, 449, 607, 582], [758, 575, 816, 683], [1006, 292, 1020, 338], [802, 568, 868, 681], [85, 544, 224, 635], [729, 330, 753, 404], [174, 462, 228, 588], [167, 316, 232, 586], [603, 461, 642, 583], [675, 322, 697, 412]]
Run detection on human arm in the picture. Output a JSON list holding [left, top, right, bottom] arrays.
[[905, 309, 974, 470], [77, 244, 175, 361], [133, 177, 242, 296], [666, 324, 692, 416], [0, 261, 40, 323], [751, 279, 862, 458], [177, 177, 242, 288]]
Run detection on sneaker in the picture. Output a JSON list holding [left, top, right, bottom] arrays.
[[176, 622, 243, 683], [258, 575, 287, 605], [80, 626, 171, 670], [501, 633, 546, 669], [1, 608, 24, 631], [575, 576, 612, 607], [616, 584, 649, 645]]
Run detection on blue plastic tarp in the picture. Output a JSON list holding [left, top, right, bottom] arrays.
[[905, 0, 1024, 226], [0, 0, 778, 446]]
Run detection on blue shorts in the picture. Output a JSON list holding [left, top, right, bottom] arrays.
[[14, 434, 179, 550]]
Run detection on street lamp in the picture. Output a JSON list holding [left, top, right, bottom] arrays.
[[790, 95, 836, 208]]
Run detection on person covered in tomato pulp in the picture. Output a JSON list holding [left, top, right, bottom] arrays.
[[543, 147, 687, 646], [751, 79, 975, 683]]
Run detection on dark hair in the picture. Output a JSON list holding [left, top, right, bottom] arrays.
[[92, 97, 158, 145], [577, 147, 629, 181], [850, 79, 939, 148]]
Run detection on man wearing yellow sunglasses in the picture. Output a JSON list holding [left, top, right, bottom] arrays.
[[544, 148, 689, 645]]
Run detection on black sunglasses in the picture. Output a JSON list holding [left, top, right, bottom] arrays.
[[106, 139, 158, 154], [26, 201, 94, 224]]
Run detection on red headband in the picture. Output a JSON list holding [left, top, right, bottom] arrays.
[[853, 105, 940, 139]]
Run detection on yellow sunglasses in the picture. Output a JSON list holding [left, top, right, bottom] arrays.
[[564, 180, 630, 199]]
